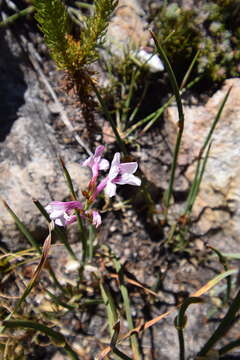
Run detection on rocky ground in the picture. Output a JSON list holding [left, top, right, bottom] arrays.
[[0, 1, 240, 359]]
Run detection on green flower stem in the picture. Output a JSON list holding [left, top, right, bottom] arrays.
[[59, 158, 88, 263], [76, 213, 88, 264]]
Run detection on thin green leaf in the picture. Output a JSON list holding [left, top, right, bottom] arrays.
[[185, 86, 232, 214], [112, 348, 132, 360], [201, 87, 232, 155], [180, 50, 200, 90], [100, 281, 118, 336], [11, 222, 53, 316], [0, 6, 34, 28], [125, 102, 168, 137], [151, 31, 184, 211], [97, 269, 237, 359], [150, 31, 184, 124], [76, 213, 88, 264], [89, 78, 127, 155], [175, 297, 203, 330], [45, 289, 76, 310], [175, 297, 202, 360], [113, 257, 141, 360], [3, 320, 79, 359], [3, 201, 41, 253], [209, 246, 231, 301], [59, 158, 77, 200], [185, 142, 212, 214], [220, 253, 240, 259], [219, 339, 240, 356]]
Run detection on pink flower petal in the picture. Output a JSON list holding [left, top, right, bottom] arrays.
[[108, 165, 119, 181], [92, 210, 102, 228], [115, 173, 141, 186], [111, 152, 121, 167], [94, 145, 105, 158], [119, 162, 138, 174], [105, 181, 117, 197], [99, 158, 109, 171]]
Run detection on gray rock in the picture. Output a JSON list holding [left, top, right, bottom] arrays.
[[105, 0, 164, 72], [165, 78, 240, 249], [0, 31, 91, 251]]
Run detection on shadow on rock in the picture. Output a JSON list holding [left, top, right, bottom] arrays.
[[0, 30, 27, 141]]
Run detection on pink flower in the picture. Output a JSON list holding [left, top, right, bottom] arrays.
[[45, 201, 83, 226], [91, 210, 102, 228], [82, 145, 109, 181], [96, 153, 141, 197]]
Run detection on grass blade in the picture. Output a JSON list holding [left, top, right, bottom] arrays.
[[198, 287, 240, 357], [208, 246, 231, 302], [113, 257, 141, 360], [89, 78, 127, 155], [174, 297, 203, 360], [100, 280, 118, 336], [180, 50, 200, 90], [185, 142, 212, 214], [0, 6, 34, 28], [59, 158, 78, 200], [200, 87, 232, 155], [3, 201, 41, 253], [150, 31, 184, 212], [184, 86, 232, 214], [219, 339, 240, 356], [2, 319, 79, 359], [11, 222, 53, 316], [97, 268, 237, 359]]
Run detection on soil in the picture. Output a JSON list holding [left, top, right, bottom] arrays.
[[1, 1, 240, 360]]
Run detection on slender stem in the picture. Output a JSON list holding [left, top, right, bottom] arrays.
[[178, 329, 185, 360], [76, 213, 87, 263], [89, 78, 127, 155]]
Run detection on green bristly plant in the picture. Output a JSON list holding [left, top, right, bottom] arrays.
[[34, 0, 126, 153], [34, 0, 117, 75]]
